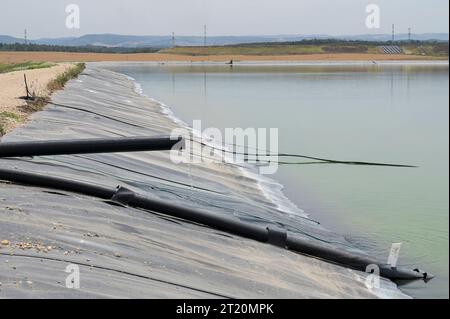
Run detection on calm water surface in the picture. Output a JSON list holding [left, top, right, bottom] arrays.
[[106, 62, 449, 298]]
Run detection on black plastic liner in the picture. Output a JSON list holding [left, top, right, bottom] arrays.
[[0, 64, 424, 298], [0, 167, 430, 281]]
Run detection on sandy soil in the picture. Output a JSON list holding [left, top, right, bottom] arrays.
[[0, 63, 72, 134], [0, 51, 446, 63]]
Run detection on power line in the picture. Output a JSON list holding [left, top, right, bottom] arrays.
[[203, 25, 207, 47]]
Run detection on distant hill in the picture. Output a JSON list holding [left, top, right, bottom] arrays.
[[0, 35, 25, 44], [1, 33, 448, 48]]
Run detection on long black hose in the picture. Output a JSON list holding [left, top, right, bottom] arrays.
[[0, 136, 181, 158], [193, 138, 417, 168], [0, 167, 432, 282]]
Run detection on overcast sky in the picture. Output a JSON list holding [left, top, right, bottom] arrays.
[[1, 0, 448, 38]]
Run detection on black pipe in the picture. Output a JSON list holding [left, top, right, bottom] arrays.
[[116, 187, 268, 242], [0, 136, 182, 158], [0, 167, 432, 282], [285, 235, 429, 281], [0, 168, 115, 199]]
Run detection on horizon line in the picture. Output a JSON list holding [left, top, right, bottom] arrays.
[[2, 32, 449, 40]]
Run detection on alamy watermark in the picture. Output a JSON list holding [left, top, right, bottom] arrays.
[[365, 243, 402, 289], [365, 4, 380, 29], [65, 264, 80, 289], [170, 120, 279, 175], [65, 4, 80, 29]]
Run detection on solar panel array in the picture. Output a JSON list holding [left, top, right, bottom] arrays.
[[381, 46, 403, 54]]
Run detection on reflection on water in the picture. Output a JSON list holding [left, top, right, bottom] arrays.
[[105, 62, 449, 298]]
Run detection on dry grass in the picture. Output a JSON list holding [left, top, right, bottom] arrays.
[[46, 62, 85, 91], [0, 51, 446, 64], [24, 63, 85, 113], [0, 112, 22, 135], [0, 61, 55, 74], [161, 43, 448, 57], [0, 63, 85, 136]]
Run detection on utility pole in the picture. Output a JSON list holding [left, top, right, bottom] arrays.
[[391, 24, 395, 42], [24, 28, 28, 45], [203, 24, 207, 47], [408, 27, 411, 42], [172, 32, 176, 48]]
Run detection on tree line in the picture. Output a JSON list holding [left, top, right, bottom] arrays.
[[0, 43, 160, 53]]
